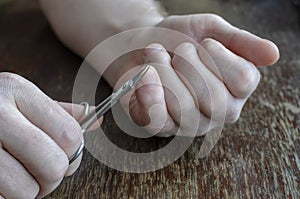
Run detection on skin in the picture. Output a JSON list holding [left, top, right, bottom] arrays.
[[0, 0, 280, 198], [39, 0, 279, 136], [0, 73, 102, 198]]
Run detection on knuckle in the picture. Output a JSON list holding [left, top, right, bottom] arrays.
[[145, 44, 171, 66], [145, 43, 167, 56], [206, 13, 224, 22], [146, 43, 165, 50], [178, 42, 195, 53], [0, 72, 18, 80], [201, 38, 223, 54], [59, 119, 82, 155], [173, 43, 196, 65], [203, 14, 225, 28], [0, 72, 35, 99], [151, 52, 170, 65], [225, 107, 241, 124], [235, 63, 260, 97], [199, 14, 231, 39], [201, 38, 214, 47], [0, 72, 25, 87]]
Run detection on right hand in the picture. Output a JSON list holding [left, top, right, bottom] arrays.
[[0, 73, 101, 198]]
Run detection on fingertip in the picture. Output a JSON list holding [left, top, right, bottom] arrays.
[[98, 116, 104, 125], [59, 102, 102, 125], [65, 153, 82, 177], [236, 33, 280, 67], [140, 66, 160, 85], [219, 27, 279, 68], [172, 42, 198, 67], [144, 43, 170, 64], [257, 39, 280, 67], [144, 43, 166, 55], [87, 116, 103, 132], [58, 102, 86, 121], [174, 42, 195, 53]]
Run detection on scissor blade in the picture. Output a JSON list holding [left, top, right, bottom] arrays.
[[79, 95, 112, 129], [111, 64, 151, 102], [71, 65, 151, 164], [79, 65, 151, 132], [130, 65, 151, 89]]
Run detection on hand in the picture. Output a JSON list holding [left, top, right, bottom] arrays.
[[110, 14, 279, 137], [0, 73, 102, 198], [38, 2, 278, 137]]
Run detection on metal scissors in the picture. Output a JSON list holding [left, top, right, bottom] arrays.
[[69, 65, 151, 164]]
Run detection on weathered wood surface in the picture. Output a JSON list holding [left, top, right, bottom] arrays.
[[0, 0, 299, 198]]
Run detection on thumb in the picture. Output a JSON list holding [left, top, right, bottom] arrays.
[[58, 102, 103, 131]]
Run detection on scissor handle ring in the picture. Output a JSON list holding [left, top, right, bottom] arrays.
[[69, 102, 89, 164]]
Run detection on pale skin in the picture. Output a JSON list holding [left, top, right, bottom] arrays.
[[0, 0, 280, 198]]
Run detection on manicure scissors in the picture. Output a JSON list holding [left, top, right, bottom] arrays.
[[69, 65, 151, 164]]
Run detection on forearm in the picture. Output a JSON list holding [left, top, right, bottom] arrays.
[[39, 0, 165, 58]]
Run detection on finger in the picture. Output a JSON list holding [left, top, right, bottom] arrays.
[[145, 43, 215, 136], [144, 44, 186, 135], [172, 42, 232, 122], [56, 102, 100, 175], [144, 43, 189, 130], [199, 38, 261, 98], [131, 65, 177, 135], [58, 102, 103, 131], [168, 14, 280, 67], [212, 18, 279, 67], [58, 102, 102, 175], [59, 102, 89, 121], [196, 14, 280, 67], [65, 153, 82, 176], [0, 103, 69, 197], [13, 76, 83, 160], [0, 147, 39, 199]]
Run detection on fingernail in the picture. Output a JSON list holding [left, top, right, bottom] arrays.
[[140, 67, 159, 85], [144, 44, 165, 62]]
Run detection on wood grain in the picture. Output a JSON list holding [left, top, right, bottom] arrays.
[[0, 0, 299, 198]]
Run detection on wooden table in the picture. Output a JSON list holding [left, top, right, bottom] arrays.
[[0, 0, 299, 198]]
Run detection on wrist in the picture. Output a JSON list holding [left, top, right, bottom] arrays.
[[117, 1, 167, 32]]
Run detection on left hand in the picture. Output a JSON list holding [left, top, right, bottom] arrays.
[[111, 14, 279, 137]]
